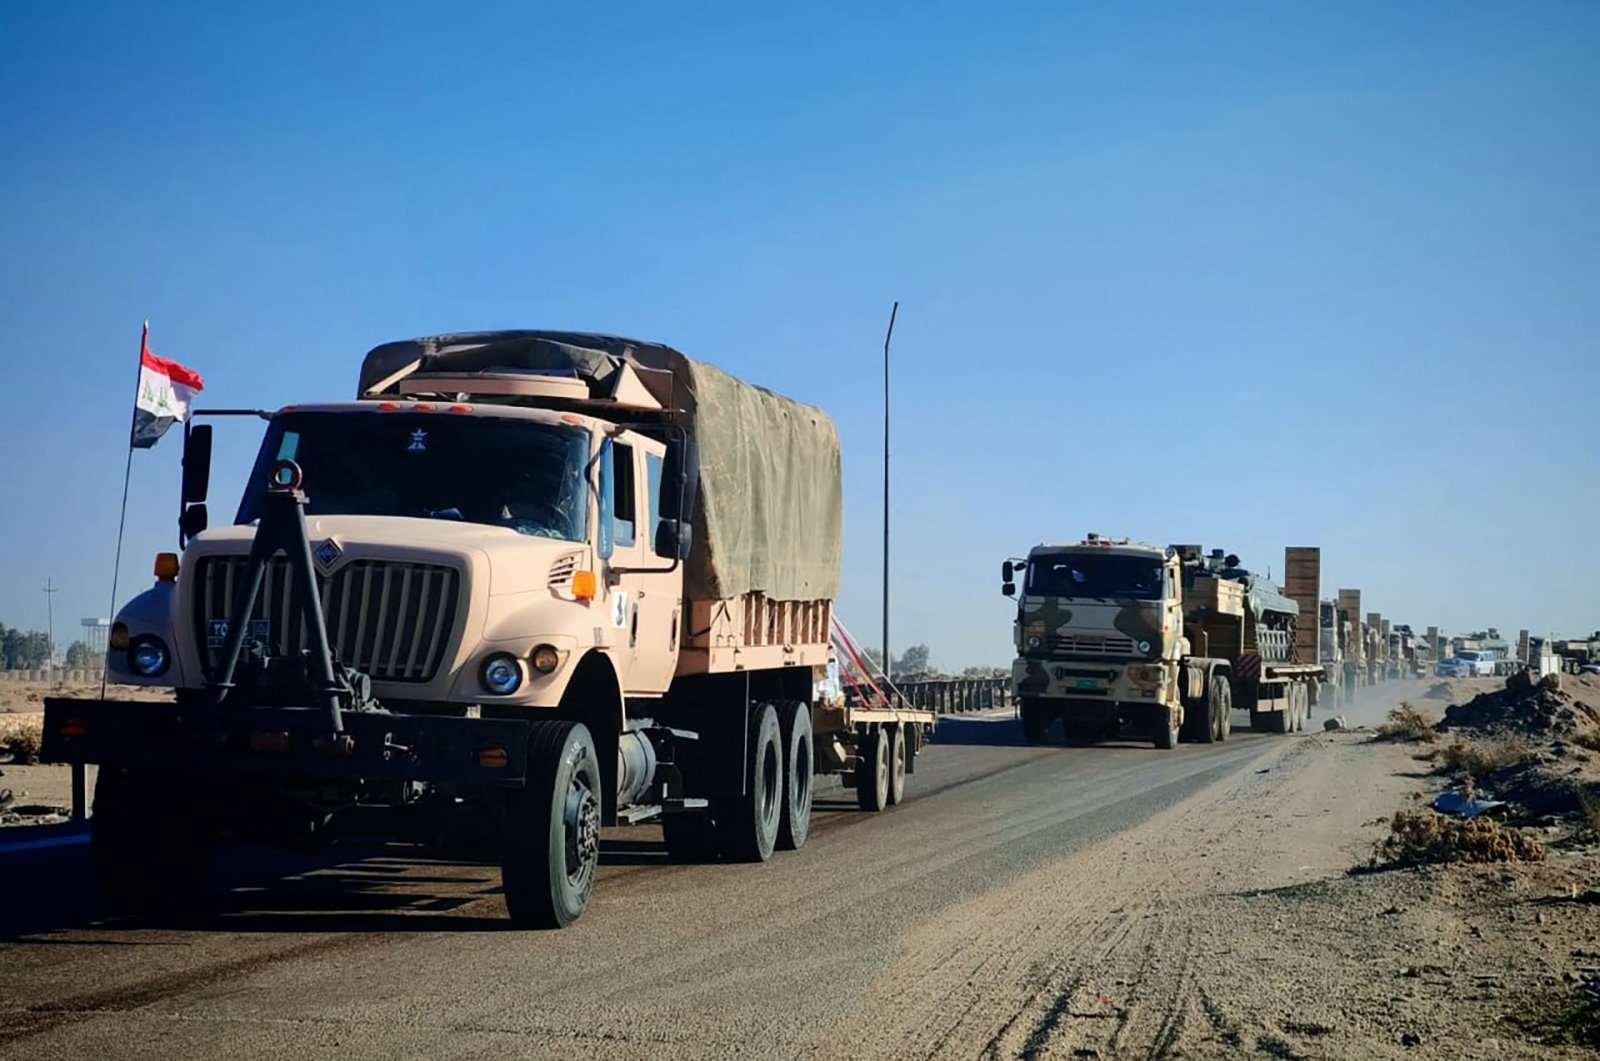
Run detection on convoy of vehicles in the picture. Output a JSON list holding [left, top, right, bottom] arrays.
[[42, 331, 935, 928], [33, 328, 1472, 926], [1001, 537, 1324, 748]]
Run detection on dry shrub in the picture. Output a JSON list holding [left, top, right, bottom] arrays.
[[1374, 703, 1439, 743], [1580, 789, 1600, 840], [1372, 810, 1545, 868], [1435, 736, 1535, 779], [0, 715, 43, 765]]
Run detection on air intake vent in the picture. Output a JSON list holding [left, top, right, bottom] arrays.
[[547, 552, 580, 588], [194, 556, 461, 683]]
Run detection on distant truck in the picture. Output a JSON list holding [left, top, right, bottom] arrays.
[[43, 330, 933, 928], [1001, 537, 1324, 748]]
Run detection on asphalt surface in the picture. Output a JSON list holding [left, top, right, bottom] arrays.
[[0, 682, 1421, 1060]]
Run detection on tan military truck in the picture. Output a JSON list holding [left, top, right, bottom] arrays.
[[43, 331, 934, 928], [1001, 536, 1324, 748]]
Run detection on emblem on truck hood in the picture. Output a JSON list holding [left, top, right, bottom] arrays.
[[314, 538, 343, 570]]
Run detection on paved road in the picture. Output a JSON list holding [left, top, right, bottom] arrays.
[[0, 682, 1421, 1060]]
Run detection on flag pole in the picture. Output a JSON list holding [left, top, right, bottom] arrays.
[[100, 321, 147, 700]]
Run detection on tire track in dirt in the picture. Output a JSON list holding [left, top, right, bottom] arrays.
[[804, 736, 1313, 1060]]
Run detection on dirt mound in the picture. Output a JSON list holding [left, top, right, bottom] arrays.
[[1439, 671, 1600, 739], [1369, 810, 1546, 868]]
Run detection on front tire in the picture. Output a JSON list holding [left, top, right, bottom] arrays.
[[502, 720, 602, 929], [777, 701, 814, 851], [1152, 706, 1180, 750], [1020, 699, 1050, 745], [715, 702, 784, 862], [92, 768, 214, 919]]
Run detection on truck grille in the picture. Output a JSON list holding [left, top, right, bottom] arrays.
[[1046, 634, 1138, 656], [193, 556, 461, 683]]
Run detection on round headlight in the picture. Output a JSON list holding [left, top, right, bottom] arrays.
[[531, 644, 561, 675], [128, 637, 170, 677], [480, 653, 523, 695], [1027, 635, 1043, 649], [1138, 640, 1152, 653]]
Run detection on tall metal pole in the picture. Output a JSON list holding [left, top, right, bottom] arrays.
[[44, 578, 57, 681], [882, 301, 898, 683]]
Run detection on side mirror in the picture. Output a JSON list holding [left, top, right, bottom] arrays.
[[1001, 560, 1014, 582], [1002, 583, 1015, 597], [181, 423, 213, 505], [179, 503, 209, 544], [654, 519, 692, 560]]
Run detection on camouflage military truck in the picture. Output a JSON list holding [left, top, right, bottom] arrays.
[[43, 330, 934, 929], [1001, 536, 1325, 748]]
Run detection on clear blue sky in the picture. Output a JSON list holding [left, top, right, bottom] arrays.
[[2, 2, 1596, 666]]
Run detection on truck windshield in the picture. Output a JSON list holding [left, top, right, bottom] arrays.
[[1026, 553, 1162, 600], [237, 412, 591, 541]]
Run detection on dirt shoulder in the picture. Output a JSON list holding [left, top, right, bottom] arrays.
[[1, 682, 165, 826], [808, 721, 1600, 1059]]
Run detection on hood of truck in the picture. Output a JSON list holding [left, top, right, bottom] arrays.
[[1018, 595, 1170, 659], [175, 515, 596, 701]]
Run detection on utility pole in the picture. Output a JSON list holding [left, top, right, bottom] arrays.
[[882, 301, 898, 684], [44, 578, 58, 681]]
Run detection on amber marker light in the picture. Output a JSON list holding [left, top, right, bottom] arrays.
[[59, 717, 88, 738], [531, 644, 561, 674], [572, 570, 597, 601], [480, 747, 509, 768], [154, 552, 180, 581]]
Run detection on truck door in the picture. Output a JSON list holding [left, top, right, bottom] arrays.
[[608, 436, 681, 694]]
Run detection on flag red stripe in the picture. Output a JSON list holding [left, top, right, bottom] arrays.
[[140, 347, 205, 391]]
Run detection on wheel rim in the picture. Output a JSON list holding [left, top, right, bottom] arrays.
[[563, 772, 600, 886], [892, 731, 906, 789], [876, 734, 890, 794]]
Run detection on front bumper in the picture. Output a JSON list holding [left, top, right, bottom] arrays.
[[41, 698, 531, 787]]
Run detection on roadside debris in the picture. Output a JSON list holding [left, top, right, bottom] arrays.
[[1322, 715, 1348, 731], [1430, 788, 1506, 818]]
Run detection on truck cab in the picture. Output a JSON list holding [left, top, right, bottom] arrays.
[[111, 401, 686, 713], [1003, 537, 1194, 748]]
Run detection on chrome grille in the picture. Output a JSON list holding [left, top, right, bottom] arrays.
[[194, 556, 461, 682], [1046, 633, 1138, 656]]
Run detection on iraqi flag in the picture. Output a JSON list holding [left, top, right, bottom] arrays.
[[132, 324, 204, 448]]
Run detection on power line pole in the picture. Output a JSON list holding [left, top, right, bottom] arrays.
[[882, 301, 898, 684], [44, 578, 58, 681]]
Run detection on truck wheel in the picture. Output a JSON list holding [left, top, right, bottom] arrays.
[[887, 724, 908, 806], [715, 702, 783, 861], [1211, 674, 1232, 741], [1152, 706, 1179, 750], [502, 720, 602, 929], [777, 701, 813, 851], [1020, 699, 1049, 744], [855, 725, 891, 812], [92, 768, 214, 919]]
